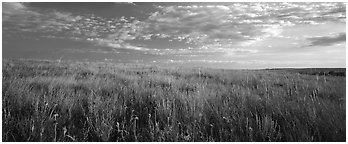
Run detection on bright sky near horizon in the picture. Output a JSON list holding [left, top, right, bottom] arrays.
[[2, 2, 346, 69]]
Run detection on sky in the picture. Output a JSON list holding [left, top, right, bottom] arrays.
[[2, 2, 346, 69]]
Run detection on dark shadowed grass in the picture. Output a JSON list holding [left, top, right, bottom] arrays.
[[2, 59, 346, 142]]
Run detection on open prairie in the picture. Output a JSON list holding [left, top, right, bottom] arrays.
[[2, 59, 346, 142]]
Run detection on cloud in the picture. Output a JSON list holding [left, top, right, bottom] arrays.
[[3, 2, 26, 13], [2, 3, 152, 53], [3, 3, 121, 41], [123, 2, 345, 53], [3, 2, 345, 55], [3, 2, 43, 23], [53, 11, 82, 22], [86, 37, 152, 52], [307, 33, 346, 46], [114, 2, 135, 5], [141, 4, 270, 54], [3, 2, 28, 21], [3, 3, 76, 34]]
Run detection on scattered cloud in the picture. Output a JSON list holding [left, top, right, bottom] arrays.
[[2, 2, 346, 56], [117, 2, 345, 54], [2, 2, 346, 68]]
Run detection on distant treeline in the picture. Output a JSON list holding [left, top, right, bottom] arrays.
[[265, 68, 346, 77]]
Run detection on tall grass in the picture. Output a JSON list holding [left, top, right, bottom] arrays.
[[2, 59, 346, 142]]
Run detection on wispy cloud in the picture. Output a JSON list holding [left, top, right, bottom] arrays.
[[86, 37, 152, 52], [3, 3, 78, 34], [2, 3, 36, 21]]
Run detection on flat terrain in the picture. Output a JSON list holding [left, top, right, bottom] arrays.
[[2, 59, 346, 142]]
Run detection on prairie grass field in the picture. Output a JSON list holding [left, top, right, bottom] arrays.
[[2, 59, 346, 142]]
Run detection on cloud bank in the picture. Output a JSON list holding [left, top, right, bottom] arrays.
[[307, 33, 346, 46]]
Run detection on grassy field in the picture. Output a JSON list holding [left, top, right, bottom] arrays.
[[2, 59, 346, 142]]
